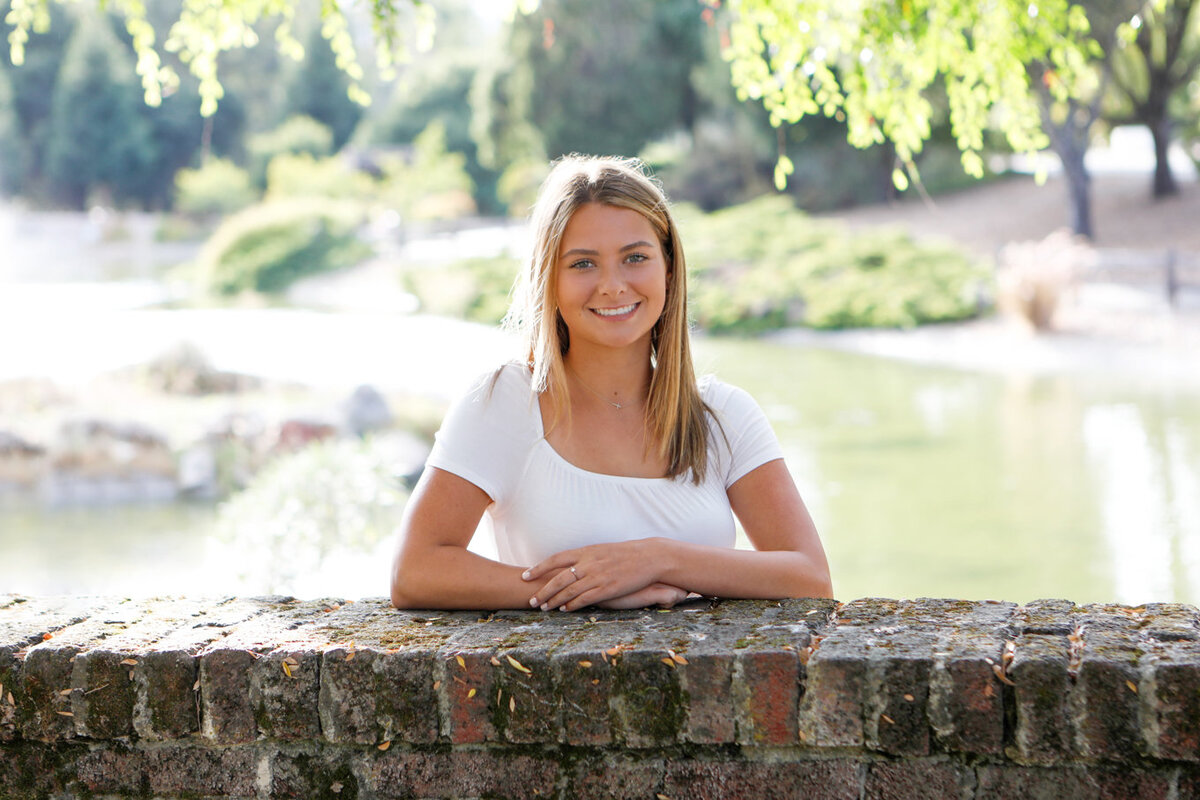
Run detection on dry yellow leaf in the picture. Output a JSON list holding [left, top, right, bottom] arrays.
[[1126, 680, 1138, 694], [672, 654, 688, 665], [506, 655, 532, 675], [881, 714, 895, 725], [58, 688, 72, 696], [509, 696, 516, 713], [433, 681, 441, 691], [467, 688, 477, 699], [6, 692, 14, 706], [578, 660, 593, 668], [377, 740, 391, 751], [56, 710, 73, 717], [192, 680, 200, 692], [903, 694, 914, 702], [456, 655, 466, 669], [605, 647, 621, 656], [591, 679, 599, 685], [120, 659, 138, 667], [281, 661, 293, 679], [490, 657, 502, 667], [345, 650, 355, 662], [661, 658, 676, 669]]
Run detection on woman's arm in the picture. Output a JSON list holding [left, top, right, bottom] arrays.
[[391, 466, 544, 610], [391, 467, 689, 610], [524, 458, 833, 610]]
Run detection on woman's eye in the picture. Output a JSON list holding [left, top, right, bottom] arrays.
[[626, 253, 648, 264], [568, 259, 595, 270]]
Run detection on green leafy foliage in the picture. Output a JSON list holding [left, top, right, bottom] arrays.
[[281, 19, 364, 149], [375, 120, 476, 220], [400, 256, 517, 323], [681, 196, 991, 331], [195, 197, 371, 295], [723, 0, 1096, 186], [247, 114, 335, 188], [174, 157, 257, 215]]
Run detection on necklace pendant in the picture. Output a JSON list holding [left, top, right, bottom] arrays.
[[611, 401, 623, 410]]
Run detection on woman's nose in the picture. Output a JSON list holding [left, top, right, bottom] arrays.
[[596, 263, 626, 295]]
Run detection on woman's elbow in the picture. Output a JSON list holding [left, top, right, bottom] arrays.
[[390, 552, 426, 609]]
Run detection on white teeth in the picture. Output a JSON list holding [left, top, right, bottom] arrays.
[[593, 303, 638, 317]]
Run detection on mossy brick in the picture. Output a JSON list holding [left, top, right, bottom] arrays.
[[547, 621, 623, 746], [929, 628, 1007, 755], [1143, 638, 1200, 761], [494, 644, 560, 744], [975, 764, 1171, 800], [250, 648, 321, 741], [69, 597, 212, 740], [864, 635, 934, 756], [72, 741, 260, 799], [567, 752, 666, 799], [1014, 599, 1078, 635], [800, 631, 868, 747], [266, 747, 360, 800], [777, 597, 840, 633], [319, 646, 439, 746], [663, 757, 862, 800], [1009, 633, 1075, 764], [672, 624, 739, 745], [436, 637, 503, 743], [356, 747, 560, 799], [835, 597, 905, 627], [609, 626, 688, 747], [733, 641, 802, 746], [16, 598, 149, 742], [1142, 603, 1200, 641], [864, 759, 974, 800], [130, 597, 273, 742], [199, 597, 341, 744], [0, 740, 70, 797], [1070, 625, 1144, 762]]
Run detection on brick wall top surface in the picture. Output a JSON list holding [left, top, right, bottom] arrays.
[[2, 594, 1199, 769]]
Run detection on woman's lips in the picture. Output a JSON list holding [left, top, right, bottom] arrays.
[[590, 302, 640, 319]]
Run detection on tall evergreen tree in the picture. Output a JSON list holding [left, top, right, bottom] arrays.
[[44, 12, 156, 208]]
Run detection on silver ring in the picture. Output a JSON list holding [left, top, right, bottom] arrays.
[[569, 566, 578, 579]]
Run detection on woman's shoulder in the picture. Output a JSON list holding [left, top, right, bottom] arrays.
[[698, 374, 758, 416], [454, 361, 536, 416]]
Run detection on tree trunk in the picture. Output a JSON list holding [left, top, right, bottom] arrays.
[[1060, 144, 1094, 240], [1150, 116, 1179, 198]]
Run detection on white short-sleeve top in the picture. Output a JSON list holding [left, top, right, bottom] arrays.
[[425, 363, 784, 566]]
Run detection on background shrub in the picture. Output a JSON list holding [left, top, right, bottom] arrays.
[[174, 158, 258, 216]]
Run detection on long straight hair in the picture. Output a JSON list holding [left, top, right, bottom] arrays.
[[504, 155, 711, 482]]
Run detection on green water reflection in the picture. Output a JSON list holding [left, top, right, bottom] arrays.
[[2, 340, 1197, 604], [694, 338, 1200, 605]]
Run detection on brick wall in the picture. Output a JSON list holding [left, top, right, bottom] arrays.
[[2, 594, 1199, 799]]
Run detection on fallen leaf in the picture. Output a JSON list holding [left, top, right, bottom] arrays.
[[120, 659, 138, 667], [661, 657, 676, 669], [456, 655, 466, 669], [377, 740, 391, 751], [657, 794, 672, 800], [467, 688, 477, 699], [881, 714, 894, 725], [806, 609, 819, 615], [509, 696, 516, 713], [193, 681, 200, 692], [56, 710, 74, 717], [578, 660, 593, 668], [330, 781, 343, 794], [506, 654, 532, 675], [58, 689, 72, 697], [490, 657, 502, 667], [672, 654, 688, 665], [42, 633, 52, 641], [591, 679, 599, 685], [6, 692, 14, 706], [281, 661, 293, 679], [433, 681, 441, 691], [1126, 680, 1138, 694], [782, 645, 795, 651], [345, 651, 355, 661], [992, 663, 1016, 687], [84, 684, 109, 696], [605, 647, 621, 656], [903, 694, 914, 702]]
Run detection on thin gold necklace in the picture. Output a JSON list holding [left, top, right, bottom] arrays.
[[568, 367, 637, 410]]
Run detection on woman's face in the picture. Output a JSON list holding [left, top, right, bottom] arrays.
[[554, 202, 668, 358]]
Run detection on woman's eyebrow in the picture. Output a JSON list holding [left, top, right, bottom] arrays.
[[559, 241, 655, 259]]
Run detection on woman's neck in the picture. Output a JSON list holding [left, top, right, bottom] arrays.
[[563, 347, 653, 409]]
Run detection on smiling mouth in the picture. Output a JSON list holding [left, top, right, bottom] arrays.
[[591, 302, 639, 318]]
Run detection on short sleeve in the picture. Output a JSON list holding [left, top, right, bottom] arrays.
[[425, 364, 538, 504], [705, 380, 785, 489]]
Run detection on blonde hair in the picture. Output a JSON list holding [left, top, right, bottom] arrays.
[[504, 154, 712, 483]]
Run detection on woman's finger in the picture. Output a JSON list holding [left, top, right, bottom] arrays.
[[539, 570, 591, 611], [529, 566, 580, 609], [522, 551, 576, 582]]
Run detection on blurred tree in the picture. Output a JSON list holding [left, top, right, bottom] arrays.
[[43, 11, 156, 208], [0, 65, 20, 194], [282, 20, 364, 150], [1105, 0, 1200, 197], [474, 0, 708, 161]]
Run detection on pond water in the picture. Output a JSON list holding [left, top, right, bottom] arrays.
[[2, 333, 1197, 605]]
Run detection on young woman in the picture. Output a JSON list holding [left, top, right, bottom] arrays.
[[391, 155, 832, 611]]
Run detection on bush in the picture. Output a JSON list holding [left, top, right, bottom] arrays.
[[681, 196, 990, 332], [195, 198, 372, 295], [264, 152, 373, 201], [174, 158, 258, 215], [400, 256, 518, 323], [246, 115, 335, 188]]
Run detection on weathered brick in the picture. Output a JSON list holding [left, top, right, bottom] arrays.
[[1071, 628, 1144, 761], [251, 648, 321, 741], [358, 747, 560, 799], [800, 634, 867, 747], [663, 758, 862, 800], [265, 747, 360, 799], [1009, 633, 1074, 764], [866, 646, 933, 756], [929, 629, 1006, 755], [1144, 638, 1200, 761], [1141, 603, 1200, 642], [319, 645, 438, 746], [1014, 599, 1078, 635], [734, 646, 801, 745], [548, 620, 623, 746], [976, 764, 1170, 800], [864, 759, 973, 800], [609, 627, 687, 747], [568, 753, 666, 799], [72, 742, 260, 799]]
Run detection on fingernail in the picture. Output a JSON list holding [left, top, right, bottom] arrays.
[[540, 603, 549, 611], [529, 597, 538, 607], [558, 605, 567, 612], [521, 570, 531, 580]]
